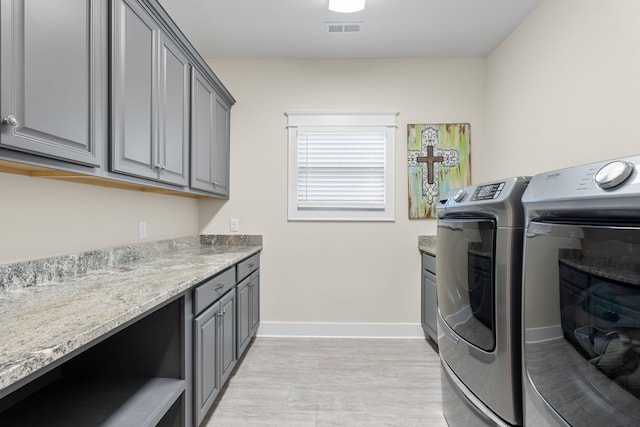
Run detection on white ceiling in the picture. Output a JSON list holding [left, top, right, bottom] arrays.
[[158, 0, 542, 59]]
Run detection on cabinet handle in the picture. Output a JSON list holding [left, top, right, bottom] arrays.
[[215, 284, 224, 292], [154, 163, 161, 170], [216, 311, 223, 317], [160, 164, 166, 171], [248, 263, 254, 268], [1, 115, 20, 128]]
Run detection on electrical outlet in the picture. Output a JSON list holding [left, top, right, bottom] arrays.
[[230, 218, 240, 232], [138, 221, 147, 239]]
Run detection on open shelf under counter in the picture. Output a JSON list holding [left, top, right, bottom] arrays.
[[0, 377, 185, 427]]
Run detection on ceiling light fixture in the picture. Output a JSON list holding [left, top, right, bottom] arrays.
[[328, 0, 365, 13]]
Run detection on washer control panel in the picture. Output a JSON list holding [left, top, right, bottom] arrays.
[[594, 160, 635, 190], [523, 155, 640, 206]]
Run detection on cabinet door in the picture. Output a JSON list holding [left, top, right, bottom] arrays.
[[249, 270, 260, 337], [0, 0, 106, 166], [421, 269, 427, 331], [190, 67, 230, 197], [236, 277, 251, 357], [423, 269, 438, 342], [157, 32, 189, 186], [212, 95, 230, 197], [219, 291, 236, 385], [190, 68, 215, 193], [193, 301, 220, 425], [111, 0, 157, 180]]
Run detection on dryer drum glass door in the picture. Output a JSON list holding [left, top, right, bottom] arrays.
[[437, 217, 496, 351], [524, 221, 640, 426]]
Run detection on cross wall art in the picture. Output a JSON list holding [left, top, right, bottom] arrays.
[[407, 123, 471, 219]]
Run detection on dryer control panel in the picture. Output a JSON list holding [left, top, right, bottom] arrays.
[[437, 176, 530, 225], [471, 182, 505, 201]]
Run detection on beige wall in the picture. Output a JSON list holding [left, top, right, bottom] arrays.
[[483, 0, 640, 330], [481, 0, 640, 182], [200, 59, 486, 326], [0, 173, 199, 263], [202, 0, 640, 329], [6, 0, 636, 332]]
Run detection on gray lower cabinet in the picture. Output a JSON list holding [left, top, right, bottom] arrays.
[[236, 270, 260, 357], [111, 0, 189, 186], [193, 280, 236, 426], [249, 270, 261, 338], [192, 253, 260, 425], [0, 0, 107, 167], [236, 276, 251, 355], [191, 67, 231, 197], [421, 252, 438, 344], [236, 255, 261, 357], [0, 253, 261, 427]]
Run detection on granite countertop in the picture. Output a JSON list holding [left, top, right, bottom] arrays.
[[418, 235, 436, 256], [0, 236, 262, 395]]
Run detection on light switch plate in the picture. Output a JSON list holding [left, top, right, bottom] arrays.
[[230, 218, 240, 232]]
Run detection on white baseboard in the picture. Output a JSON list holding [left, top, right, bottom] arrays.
[[257, 322, 424, 339]]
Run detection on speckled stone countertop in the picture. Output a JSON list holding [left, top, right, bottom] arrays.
[[0, 235, 262, 395], [418, 235, 436, 256]]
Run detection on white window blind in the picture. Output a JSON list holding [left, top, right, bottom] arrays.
[[297, 131, 386, 210], [286, 111, 397, 221]]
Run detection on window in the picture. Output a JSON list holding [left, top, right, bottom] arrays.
[[286, 111, 397, 221]]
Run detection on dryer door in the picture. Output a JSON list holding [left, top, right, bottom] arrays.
[[437, 217, 496, 351]]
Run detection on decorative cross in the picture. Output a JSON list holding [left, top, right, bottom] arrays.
[[416, 145, 444, 185], [407, 125, 460, 206], [407, 123, 470, 219]]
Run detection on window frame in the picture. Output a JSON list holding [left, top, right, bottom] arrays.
[[286, 111, 397, 222]]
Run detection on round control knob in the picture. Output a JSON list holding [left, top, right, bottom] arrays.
[[453, 188, 467, 202], [594, 160, 634, 189]]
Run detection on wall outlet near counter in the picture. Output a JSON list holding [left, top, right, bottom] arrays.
[[138, 221, 147, 239], [230, 218, 240, 232]]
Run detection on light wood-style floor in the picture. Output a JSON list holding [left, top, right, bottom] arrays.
[[203, 337, 447, 426]]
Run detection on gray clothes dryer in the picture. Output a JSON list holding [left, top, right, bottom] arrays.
[[436, 176, 530, 426]]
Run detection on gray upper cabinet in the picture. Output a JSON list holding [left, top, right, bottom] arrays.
[[0, 0, 107, 167], [191, 68, 230, 198], [112, 0, 189, 186], [111, 0, 157, 180], [212, 94, 230, 196], [0, 0, 233, 197], [157, 33, 190, 186]]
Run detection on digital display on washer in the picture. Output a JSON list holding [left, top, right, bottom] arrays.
[[471, 182, 505, 201]]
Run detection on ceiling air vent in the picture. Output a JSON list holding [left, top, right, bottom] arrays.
[[325, 22, 362, 33]]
